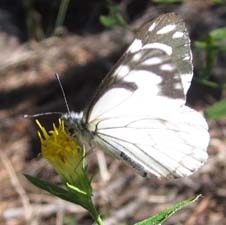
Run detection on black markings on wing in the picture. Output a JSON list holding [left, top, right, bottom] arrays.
[[129, 50, 185, 99], [120, 152, 147, 177], [138, 13, 192, 78], [134, 14, 192, 99], [110, 79, 137, 91]]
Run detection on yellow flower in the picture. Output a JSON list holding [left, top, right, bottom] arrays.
[[36, 119, 91, 195]]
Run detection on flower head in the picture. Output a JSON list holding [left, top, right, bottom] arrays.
[[36, 119, 91, 195]]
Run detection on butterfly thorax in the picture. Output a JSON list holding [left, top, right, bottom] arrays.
[[62, 111, 94, 146]]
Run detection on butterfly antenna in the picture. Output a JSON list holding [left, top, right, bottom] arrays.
[[55, 73, 71, 114], [24, 112, 63, 118]]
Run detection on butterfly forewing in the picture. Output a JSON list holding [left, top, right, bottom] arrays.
[[86, 14, 192, 120], [80, 13, 209, 178], [86, 13, 192, 122]]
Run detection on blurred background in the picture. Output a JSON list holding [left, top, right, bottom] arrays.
[[0, 0, 226, 224]]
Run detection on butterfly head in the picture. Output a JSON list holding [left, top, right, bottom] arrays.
[[61, 111, 84, 135]]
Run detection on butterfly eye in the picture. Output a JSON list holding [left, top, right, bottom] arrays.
[[67, 127, 75, 135], [62, 120, 75, 135]]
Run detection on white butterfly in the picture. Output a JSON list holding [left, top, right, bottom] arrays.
[[62, 13, 209, 178]]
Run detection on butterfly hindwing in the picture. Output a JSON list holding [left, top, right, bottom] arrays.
[[90, 105, 209, 178]]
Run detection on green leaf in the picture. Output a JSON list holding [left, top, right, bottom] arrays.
[[134, 195, 201, 225], [99, 3, 128, 29], [153, 0, 183, 3], [205, 99, 226, 119], [210, 27, 226, 41], [24, 175, 103, 224], [24, 174, 89, 208], [110, 4, 127, 27], [99, 15, 115, 28], [114, 13, 127, 27], [194, 41, 208, 49]]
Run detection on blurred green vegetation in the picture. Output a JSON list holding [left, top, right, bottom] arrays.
[[195, 26, 226, 119], [99, 1, 128, 29], [22, 0, 71, 39]]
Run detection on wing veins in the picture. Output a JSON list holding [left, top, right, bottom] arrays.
[[97, 126, 202, 174], [95, 132, 163, 176], [88, 91, 135, 124]]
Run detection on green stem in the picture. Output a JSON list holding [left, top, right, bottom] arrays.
[[87, 199, 104, 225], [95, 215, 104, 225], [55, 0, 71, 32]]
